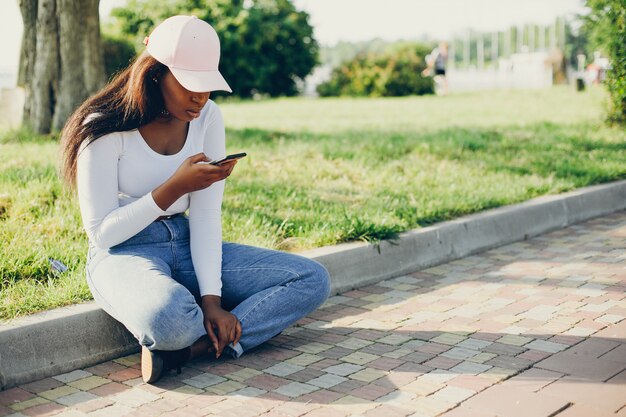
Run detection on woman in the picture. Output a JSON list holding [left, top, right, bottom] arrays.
[[60, 15, 331, 384]]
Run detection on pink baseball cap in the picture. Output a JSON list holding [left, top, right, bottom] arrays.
[[145, 15, 232, 93]]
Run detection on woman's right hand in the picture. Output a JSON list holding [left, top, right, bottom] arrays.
[[172, 153, 237, 194], [152, 153, 237, 211]]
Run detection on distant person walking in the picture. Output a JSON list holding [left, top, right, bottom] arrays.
[[423, 42, 449, 95], [59, 15, 330, 384]]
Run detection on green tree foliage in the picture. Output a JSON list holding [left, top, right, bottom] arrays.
[[583, 0, 626, 124], [109, 0, 317, 97], [317, 43, 434, 97]]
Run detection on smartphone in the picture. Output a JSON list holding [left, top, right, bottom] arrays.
[[208, 152, 247, 166]]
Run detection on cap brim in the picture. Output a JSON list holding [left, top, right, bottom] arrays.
[[170, 67, 232, 93]]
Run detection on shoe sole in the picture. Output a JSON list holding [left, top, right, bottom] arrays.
[[141, 346, 164, 384]]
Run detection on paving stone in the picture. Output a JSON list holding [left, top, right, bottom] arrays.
[[224, 367, 263, 383], [430, 333, 467, 346], [38, 386, 79, 401], [538, 376, 626, 413], [563, 327, 597, 337], [110, 388, 160, 407], [348, 368, 388, 383], [377, 334, 413, 346], [422, 356, 462, 370], [263, 362, 305, 377], [363, 404, 414, 417], [553, 403, 618, 417], [53, 410, 89, 417], [381, 348, 414, 359], [87, 382, 130, 397], [485, 354, 533, 370], [55, 391, 99, 407], [8, 397, 50, 412], [73, 397, 115, 413], [273, 382, 318, 398], [456, 338, 492, 350], [467, 352, 498, 363], [18, 401, 64, 416], [341, 351, 380, 365], [448, 361, 492, 375], [229, 387, 267, 401], [446, 374, 495, 392], [482, 342, 527, 356], [421, 370, 457, 385], [87, 404, 134, 417], [294, 342, 333, 354], [524, 339, 568, 353], [0, 389, 35, 406], [462, 384, 571, 417], [307, 374, 349, 389], [406, 395, 456, 416], [499, 368, 564, 392], [18, 379, 64, 395], [84, 361, 126, 377], [535, 351, 626, 381], [245, 374, 291, 391], [367, 357, 406, 371], [348, 383, 396, 401], [319, 346, 355, 360], [137, 398, 183, 414], [327, 378, 368, 394], [284, 353, 324, 367], [430, 386, 475, 403], [336, 337, 374, 350], [107, 367, 142, 382], [599, 343, 626, 363], [439, 405, 498, 416], [112, 354, 140, 367], [66, 376, 109, 391], [323, 363, 364, 377], [205, 380, 246, 395], [400, 378, 442, 396], [596, 314, 625, 325], [180, 372, 226, 389], [496, 334, 534, 346], [564, 338, 621, 358], [0, 405, 13, 417], [52, 370, 92, 384], [441, 347, 479, 361]]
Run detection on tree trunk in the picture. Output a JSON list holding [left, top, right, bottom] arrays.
[[31, 0, 58, 133], [18, 0, 38, 124], [18, 0, 104, 134], [82, 0, 107, 94]]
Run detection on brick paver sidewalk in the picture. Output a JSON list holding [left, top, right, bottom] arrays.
[[1, 212, 625, 417]]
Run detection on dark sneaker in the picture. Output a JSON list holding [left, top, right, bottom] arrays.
[[141, 346, 191, 384]]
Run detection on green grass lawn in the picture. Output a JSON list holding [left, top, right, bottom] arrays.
[[1, 86, 624, 320]]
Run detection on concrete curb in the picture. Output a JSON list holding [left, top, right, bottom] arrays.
[[1, 180, 625, 389], [302, 180, 626, 294]]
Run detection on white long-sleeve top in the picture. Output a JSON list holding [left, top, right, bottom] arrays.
[[76, 100, 226, 296]]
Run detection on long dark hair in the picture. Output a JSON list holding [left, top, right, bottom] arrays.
[[60, 52, 167, 188]]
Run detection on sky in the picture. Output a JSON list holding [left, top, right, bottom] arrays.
[[0, 0, 586, 86]]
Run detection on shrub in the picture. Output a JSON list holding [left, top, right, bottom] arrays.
[[102, 34, 137, 81], [583, 0, 626, 124], [317, 43, 434, 97]]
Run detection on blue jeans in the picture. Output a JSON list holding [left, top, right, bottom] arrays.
[[85, 215, 331, 357]]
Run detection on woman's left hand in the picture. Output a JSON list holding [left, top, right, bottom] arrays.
[[200, 295, 242, 358]]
